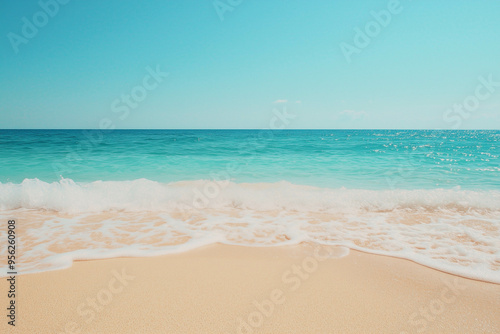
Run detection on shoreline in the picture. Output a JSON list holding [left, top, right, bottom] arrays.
[[1, 243, 499, 333], [6, 244, 500, 286]]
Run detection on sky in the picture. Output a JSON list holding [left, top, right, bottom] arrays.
[[1, 0, 499, 129]]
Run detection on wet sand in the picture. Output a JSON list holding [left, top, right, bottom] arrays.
[[1, 244, 499, 333]]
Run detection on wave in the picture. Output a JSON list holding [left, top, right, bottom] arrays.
[[0, 178, 499, 283], [1, 178, 499, 213]]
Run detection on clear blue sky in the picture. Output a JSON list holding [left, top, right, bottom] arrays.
[[1, 0, 499, 129]]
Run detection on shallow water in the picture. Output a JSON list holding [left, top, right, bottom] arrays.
[[0, 130, 499, 282]]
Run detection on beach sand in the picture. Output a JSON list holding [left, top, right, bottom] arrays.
[[1, 244, 499, 333]]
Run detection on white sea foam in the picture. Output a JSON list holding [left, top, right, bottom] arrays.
[[1, 178, 499, 213], [0, 178, 499, 283]]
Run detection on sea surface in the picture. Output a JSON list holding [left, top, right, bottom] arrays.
[[0, 130, 499, 282]]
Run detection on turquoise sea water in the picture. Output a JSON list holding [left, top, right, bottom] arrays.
[[1, 129, 499, 189], [0, 129, 499, 282]]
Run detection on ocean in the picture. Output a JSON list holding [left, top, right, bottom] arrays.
[[0, 130, 499, 282]]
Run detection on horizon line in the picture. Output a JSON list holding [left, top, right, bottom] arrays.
[[1, 128, 498, 131]]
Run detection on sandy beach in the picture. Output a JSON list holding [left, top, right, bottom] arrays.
[[3, 0, 500, 333], [1, 244, 499, 334]]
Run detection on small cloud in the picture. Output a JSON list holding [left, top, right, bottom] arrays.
[[337, 110, 368, 121], [274, 99, 288, 104], [295, 100, 301, 104]]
